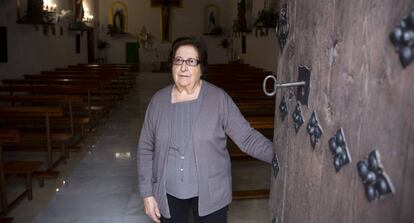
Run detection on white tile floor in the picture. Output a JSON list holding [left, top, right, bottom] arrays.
[[5, 72, 271, 223]]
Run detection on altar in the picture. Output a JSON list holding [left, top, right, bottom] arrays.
[[139, 48, 170, 72]]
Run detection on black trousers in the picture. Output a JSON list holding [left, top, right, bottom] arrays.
[[161, 194, 228, 223]]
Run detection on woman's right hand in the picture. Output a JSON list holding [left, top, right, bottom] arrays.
[[143, 196, 161, 222]]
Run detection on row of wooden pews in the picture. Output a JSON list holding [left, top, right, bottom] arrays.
[[0, 63, 138, 218], [205, 64, 275, 200]]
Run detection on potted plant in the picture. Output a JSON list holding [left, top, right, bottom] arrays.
[[96, 39, 110, 63], [220, 38, 229, 48], [97, 39, 110, 50], [107, 24, 121, 36], [254, 8, 278, 28], [138, 26, 155, 49], [253, 7, 278, 36]]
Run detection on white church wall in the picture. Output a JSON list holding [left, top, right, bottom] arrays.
[[0, 0, 279, 77], [230, 0, 279, 73], [0, 0, 90, 79], [232, 32, 279, 72]]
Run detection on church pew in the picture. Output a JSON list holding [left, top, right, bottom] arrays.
[[206, 75, 269, 80], [40, 70, 136, 88], [73, 63, 137, 70], [228, 116, 274, 161], [245, 116, 274, 129], [22, 74, 129, 101], [56, 65, 137, 85], [233, 189, 269, 200], [41, 63, 136, 97], [0, 106, 72, 170], [42, 66, 137, 100], [207, 68, 265, 72], [58, 66, 135, 76], [0, 85, 105, 124], [210, 83, 267, 92], [228, 90, 273, 101], [207, 63, 268, 71], [236, 100, 275, 117], [1, 63, 139, 132], [206, 70, 268, 73], [0, 95, 91, 143], [208, 64, 263, 71], [1, 78, 111, 95], [72, 64, 139, 76], [208, 67, 263, 72], [1, 79, 116, 112], [75, 63, 137, 69], [39, 69, 134, 92], [61, 67, 132, 74], [205, 74, 268, 79], [210, 97, 274, 140], [0, 85, 104, 123], [0, 129, 44, 215]]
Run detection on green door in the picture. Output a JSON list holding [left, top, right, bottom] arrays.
[[125, 42, 139, 64]]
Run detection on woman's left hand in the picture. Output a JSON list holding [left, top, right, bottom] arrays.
[[143, 196, 161, 222]]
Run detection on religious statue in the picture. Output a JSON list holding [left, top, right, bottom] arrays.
[[139, 26, 155, 49], [113, 10, 125, 33], [208, 11, 216, 33]]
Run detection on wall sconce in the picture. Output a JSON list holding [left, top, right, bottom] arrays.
[[43, 0, 57, 12], [42, 0, 57, 25], [82, 6, 94, 25]]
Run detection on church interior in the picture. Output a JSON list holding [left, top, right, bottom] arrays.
[[0, 0, 413, 222]]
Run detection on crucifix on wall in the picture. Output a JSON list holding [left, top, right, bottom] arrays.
[[151, 0, 181, 42]]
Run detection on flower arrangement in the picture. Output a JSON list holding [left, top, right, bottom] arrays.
[[97, 39, 110, 50], [254, 7, 278, 28], [107, 24, 120, 36], [139, 26, 155, 49]]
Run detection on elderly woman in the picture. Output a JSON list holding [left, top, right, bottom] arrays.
[[138, 36, 276, 223]]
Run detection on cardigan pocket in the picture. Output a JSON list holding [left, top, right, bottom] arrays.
[[208, 175, 230, 205]]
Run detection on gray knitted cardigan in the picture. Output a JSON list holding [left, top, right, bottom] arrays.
[[137, 81, 274, 217]]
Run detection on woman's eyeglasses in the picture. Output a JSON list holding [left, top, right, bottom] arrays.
[[172, 57, 200, 66]]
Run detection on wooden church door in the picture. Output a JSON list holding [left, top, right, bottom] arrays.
[[268, 0, 414, 222]]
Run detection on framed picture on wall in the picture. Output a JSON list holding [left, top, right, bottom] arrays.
[[151, 0, 181, 7], [0, 27, 7, 63], [204, 4, 220, 35], [16, 0, 43, 21], [76, 34, 80, 54]]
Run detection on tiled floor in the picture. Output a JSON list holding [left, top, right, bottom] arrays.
[[5, 72, 271, 223]]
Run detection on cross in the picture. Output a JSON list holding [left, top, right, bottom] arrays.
[[151, 0, 181, 42]]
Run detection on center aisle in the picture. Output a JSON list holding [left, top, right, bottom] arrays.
[[34, 72, 170, 223]]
